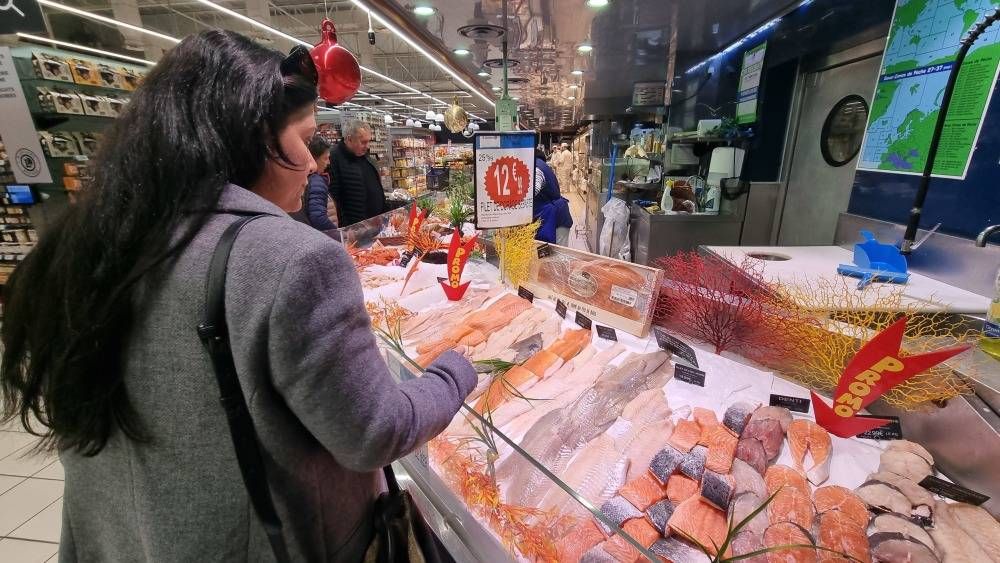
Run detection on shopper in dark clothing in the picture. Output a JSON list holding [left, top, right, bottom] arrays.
[[533, 149, 573, 245], [330, 120, 386, 226], [0, 31, 476, 562], [304, 136, 338, 232]]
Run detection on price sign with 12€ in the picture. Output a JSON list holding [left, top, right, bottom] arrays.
[[473, 131, 536, 229]]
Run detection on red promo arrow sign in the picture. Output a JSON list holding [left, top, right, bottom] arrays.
[[440, 228, 478, 301], [812, 315, 971, 438], [406, 205, 429, 252]]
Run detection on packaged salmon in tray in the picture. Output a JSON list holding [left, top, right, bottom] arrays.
[[524, 243, 663, 337]]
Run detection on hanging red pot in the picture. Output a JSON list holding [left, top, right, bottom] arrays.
[[310, 19, 362, 104]]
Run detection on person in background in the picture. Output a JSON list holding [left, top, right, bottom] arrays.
[[551, 142, 574, 194], [0, 30, 476, 562], [534, 148, 573, 245], [330, 119, 386, 226], [303, 136, 339, 234]]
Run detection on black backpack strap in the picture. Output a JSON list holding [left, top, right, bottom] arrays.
[[197, 214, 291, 563]]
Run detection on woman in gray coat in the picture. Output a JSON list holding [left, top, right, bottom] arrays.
[[0, 31, 476, 562]]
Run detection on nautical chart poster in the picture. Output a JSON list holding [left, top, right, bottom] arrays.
[[857, 0, 1000, 179]]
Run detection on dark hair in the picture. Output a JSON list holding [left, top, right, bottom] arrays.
[[0, 30, 317, 456], [308, 136, 331, 158]]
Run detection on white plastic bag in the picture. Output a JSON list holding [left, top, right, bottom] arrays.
[[599, 198, 631, 261]]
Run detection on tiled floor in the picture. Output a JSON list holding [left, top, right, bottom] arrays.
[[0, 418, 63, 563]]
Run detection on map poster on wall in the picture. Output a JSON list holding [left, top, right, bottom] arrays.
[[858, 0, 1000, 179], [473, 131, 536, 229], [736, 42, 767, 124]]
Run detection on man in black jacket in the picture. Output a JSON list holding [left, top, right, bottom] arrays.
[[330, 120, 386, 226]]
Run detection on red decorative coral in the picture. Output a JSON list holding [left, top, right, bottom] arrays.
[[653, 251, 807, 360]]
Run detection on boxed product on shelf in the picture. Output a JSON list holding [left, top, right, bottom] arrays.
[[523, 243, 663, 337], [120, 68, 143, 91], [79, 92, 114, 117], [37, 87, 85, 115], [39, 131, 81, 158], [104, 94, 128, 117], [63, 176, 83, 191], [31, 52, 74, 83], [68, 58, 102, 86], [97, 63, 125, 89], [71, 132, 102, 156]]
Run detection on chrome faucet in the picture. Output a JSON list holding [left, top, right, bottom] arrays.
[[977, 224, 1000, 247]]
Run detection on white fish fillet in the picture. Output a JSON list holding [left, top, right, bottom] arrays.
[[620, 418, 674, 482], [470, 307, 548, 361], [535, 433, 627, 513], [949, 503, 1000, 560], [929, 500, 996, 563]]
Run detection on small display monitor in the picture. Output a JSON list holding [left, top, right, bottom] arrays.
[[6, 185, 35, 205]]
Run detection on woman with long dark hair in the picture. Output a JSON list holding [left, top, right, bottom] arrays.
[[0, 30, 475, 561]]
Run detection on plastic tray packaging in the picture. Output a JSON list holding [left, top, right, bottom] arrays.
[[524, 243, 662, 337]]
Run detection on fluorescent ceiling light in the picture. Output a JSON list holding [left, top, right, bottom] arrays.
[[413, 5, 436, 16], [491, 86, 501, 91], [568, 84, 579, 89], [571, 70, 584, 76], [586, 0, 610, 6], [577, 43, 593, 53], [350, 0, 495, 108], [16, 33, 155, 65], [566, 95, 576, 100], [453, 48, 470, 56], [478, 70, 490, 77], [36, 0, 178, 44]]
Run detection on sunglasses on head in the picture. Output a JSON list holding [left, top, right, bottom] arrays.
[[280, 45, 318, 85]]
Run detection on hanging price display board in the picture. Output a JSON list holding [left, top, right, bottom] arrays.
[[473, 131, 536, 229]]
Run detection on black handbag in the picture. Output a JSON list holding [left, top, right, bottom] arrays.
[[198, 214, 451, 563]]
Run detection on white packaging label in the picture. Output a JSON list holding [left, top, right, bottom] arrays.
[[609, 285, 638, 308]]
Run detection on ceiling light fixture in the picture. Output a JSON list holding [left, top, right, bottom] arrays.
[[413, 5, 436, 16], [16, 33, 155, 65], [566, 95, 577, 100], [478, 70, 490, 77], [492, 86, 501, 91], [586, 0, 610, 7], [453, 48, 471, 56], [36, 0, 178, 44], [434, 112, 445, 122], [568, 84, 579, 89], [349, 0, 495, 107], [577, 43, 593, 53], [425, 109, 436, 120], [36, 0, 488, 119], [571, 69, 584, 76]]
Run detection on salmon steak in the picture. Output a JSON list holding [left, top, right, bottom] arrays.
[[704, 424, 739, 474], [812, 486, 869, 530], [666, 474, 700, 503], [765, 465, 810, 497], [763, 521, 817, 563], [623, 518, 662, 549], [602, 534, 643, 563], [787, 419, 832, 486], [619, 472, 670, 511], [667, 497, 732, 558], [816, 511, 871, 563], [669, 419, 701, 453], [768, 488, 816, 529], [556, 519, 606, 562]]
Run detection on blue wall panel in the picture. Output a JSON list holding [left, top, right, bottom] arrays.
[[848, 75, 1000, 240]]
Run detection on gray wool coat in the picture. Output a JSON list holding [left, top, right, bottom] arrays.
[[58, 185, 477, 562]]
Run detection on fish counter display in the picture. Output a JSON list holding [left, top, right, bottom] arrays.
[[341, 216, 997, 563]]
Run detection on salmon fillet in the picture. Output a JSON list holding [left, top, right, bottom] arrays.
[[812, 486, 869, 531], [623, 518, 661, 549], [693, 407, 720, 444], [602, 534, 644, 563], [816, 511, 871, 563], [669, 419, 701, 453], [666, 474, 700, 503], [549, 328, 592, 360], [619, 472, 669, 511], [787, 419, 832, 486], [768, 488, 816, 529], [763, 521, 816, 563], [667, 497, 732, 558], [704, 424, 739, 474], [556, 519, 606, 562], [765, 465, 810, 497]]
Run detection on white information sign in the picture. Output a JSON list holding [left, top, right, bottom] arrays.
[[473, 131, 536, 229], [0, 47, 51, 184]]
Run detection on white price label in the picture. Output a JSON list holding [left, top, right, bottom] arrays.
[[609, 285, 639, 308]]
